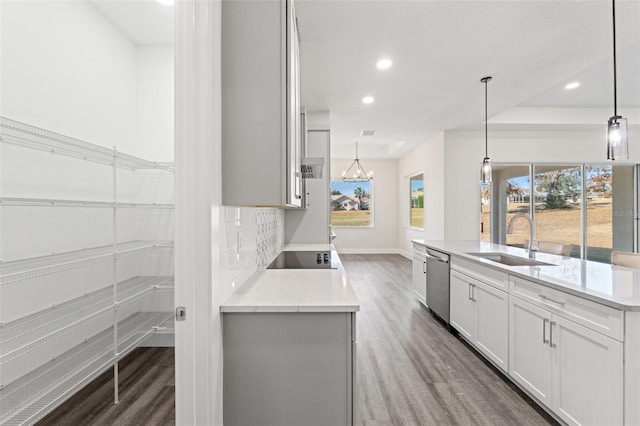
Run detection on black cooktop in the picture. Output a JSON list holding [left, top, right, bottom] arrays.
[[267, 251, 337, 269]]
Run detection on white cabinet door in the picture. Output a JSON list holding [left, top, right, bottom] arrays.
[[551, 316, 623, 426], [412, 255, 426, 306], [509, 296, 553, 408], [474, 281, 508, 373], [450, 271, 474, 341]]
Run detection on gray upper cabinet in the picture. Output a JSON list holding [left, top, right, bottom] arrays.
[[221, 0, 302, 208]]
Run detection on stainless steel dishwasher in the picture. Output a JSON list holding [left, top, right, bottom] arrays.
[[425, 248, 451, 324]]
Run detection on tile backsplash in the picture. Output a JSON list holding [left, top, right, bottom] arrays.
[[256, 208, 284, 268], [219, 207, 284, 297]]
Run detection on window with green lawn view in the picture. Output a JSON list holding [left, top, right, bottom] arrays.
[[409, 173, 424, 228], [480, 163, 637, 264], [330, 180, 372, 227]]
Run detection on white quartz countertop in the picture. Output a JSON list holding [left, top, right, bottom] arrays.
[[220, 244, 360, 313], [412, 239, 640, 311]]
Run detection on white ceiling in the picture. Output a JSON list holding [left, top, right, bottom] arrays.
[[88, 0, 640, 160], [296, 0, 640, 159]]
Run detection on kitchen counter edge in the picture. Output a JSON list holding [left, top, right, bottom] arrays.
[[220, 244, 360, 313], [412, 239, 640, 311]]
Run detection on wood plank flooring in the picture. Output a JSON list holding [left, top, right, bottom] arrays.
[[37, 347, 175, 426], [38, 254, 556, 425], [342, 254, 556, 426]]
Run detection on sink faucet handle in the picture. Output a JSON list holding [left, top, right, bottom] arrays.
[[530, 240, 539, 251], [529, 240, 539, 258]]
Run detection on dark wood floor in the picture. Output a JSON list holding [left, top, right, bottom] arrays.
[[37, 347, 175, 426], [39, 254, 555, 426]]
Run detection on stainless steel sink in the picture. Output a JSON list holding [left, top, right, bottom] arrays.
[[466, 252, 553, 267]]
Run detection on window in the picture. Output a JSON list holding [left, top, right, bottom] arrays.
[[330, 180, 372, 227], [533, 165, 582, 258], [480, 163, 636, 263], [409, 173, 424, 229]]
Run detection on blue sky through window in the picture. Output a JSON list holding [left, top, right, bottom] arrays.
[[331, 180, 371, 196]]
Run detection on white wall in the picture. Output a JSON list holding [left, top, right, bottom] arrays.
[[443, 127, 640, 240], [0, 1, 175, 162], [137, 46, 175, 161], [397, 132, 445, 257], [330, 158, 398, 253], [0, 0, 137, 151]]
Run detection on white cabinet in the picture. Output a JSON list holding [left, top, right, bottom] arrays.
[[412, 247, 427, 306], [509, 296, 623, 426], [450, 270, 509, 372], [221, 0, 302, 208], [509, 296, 553, 406]]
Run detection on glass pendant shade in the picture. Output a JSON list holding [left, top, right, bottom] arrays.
[[481, 157, 492, 183], [607, 116, 628, 160]]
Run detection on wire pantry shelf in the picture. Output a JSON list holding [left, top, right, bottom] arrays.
[[0, 197, 175, 209], [0, 276, 174, 360], [0, 312, 173, 426], [0, 241, 174, 285], [0, 117, 174, 172]]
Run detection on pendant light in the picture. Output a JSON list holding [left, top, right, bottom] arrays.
[[606, 0, 628, 160], [480, 76, 493, 183], [342, 142, 373, 182]]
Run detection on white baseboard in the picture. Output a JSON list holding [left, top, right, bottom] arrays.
[[398, 249, 412, 260], [336, 248, 400, 255]]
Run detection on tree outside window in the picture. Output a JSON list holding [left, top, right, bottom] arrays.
[[409, 173, 424, 229], [330, 180, 372, 227]]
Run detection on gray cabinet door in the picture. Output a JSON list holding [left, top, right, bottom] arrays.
[[223, 312, 353, 426]]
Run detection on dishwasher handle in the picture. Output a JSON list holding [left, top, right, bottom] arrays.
[[425, 252, 449, 264]]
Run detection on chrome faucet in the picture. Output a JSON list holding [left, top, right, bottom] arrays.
[[506, 213, 536, 258]]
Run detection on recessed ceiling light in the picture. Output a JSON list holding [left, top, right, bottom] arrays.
[[376, 58, 393, 70], [362, 96, 374, 104], [156, 0, 174, 6], [361, 130, 376, 136], [565, 81, 580, 90]]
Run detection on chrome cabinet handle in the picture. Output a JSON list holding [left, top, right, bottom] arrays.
[[423, 261, 426, 274], [550, 321, 557, 348], [542, 318, 549, 344], [471, 284, 476, 301], [538, 294, 565, 306], [468, 283, 473, 300]]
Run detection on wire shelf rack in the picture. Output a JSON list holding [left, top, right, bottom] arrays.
[[0, 117, 174, 172], [0, 312, 172, 426], [0, 197, 175, 210], [1, 118, 175, 425], [0, 276, 173, 364], [0, 241, 174, 285]]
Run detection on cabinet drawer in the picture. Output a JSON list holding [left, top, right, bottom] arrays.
[[451, 256, 508, 291], [509, 275, 623, 341], [412, 244, 426, 257]]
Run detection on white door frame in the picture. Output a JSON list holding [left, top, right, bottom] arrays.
[[175, 1, 222, 424]]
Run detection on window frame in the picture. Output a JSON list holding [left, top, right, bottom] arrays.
[[407, 171, 424, 230], [481, 162, 638, 264], [329, 179, 375, 228]]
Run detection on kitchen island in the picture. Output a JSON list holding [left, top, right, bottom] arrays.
[[221, 244, 359, 426], [413, 239, 640, 426]]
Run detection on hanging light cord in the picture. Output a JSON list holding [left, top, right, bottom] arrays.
[[484, 79, 488, 157], [612, 0, 618, 117]]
